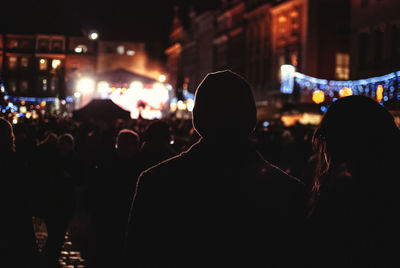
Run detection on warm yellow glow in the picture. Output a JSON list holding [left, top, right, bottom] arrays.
[[21, 100, 25, 105], [177, 100, 186, 110], [77, 78, 95, 94], [39, 59, 47, 70], [130, 81, 143, 90], [339, 87, 353, 97], [281, 114, 302, 127], [158, 74, 166, 83], [26, 112, 32, 119], [40, 101, 46, 107], [376, 85, 384, 102], [12, 118, 18, 124], [89, 32, 99, 40], [52, 59, 61, 69], [97, 81, 109, 93], [312, 90, 325, 104], [186, 98, 194, 112], [299, 113, 323, 125]]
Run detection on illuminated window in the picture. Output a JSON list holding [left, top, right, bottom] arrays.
[[117, 45, 125, 55], [8, 80, 17, 92], [290, 10, 300, 35], [278, 16, 287, 36], [74, 45, 88, 53], [52, 59, 61, 69], [291, 51, 298, 67], [7, 39, 18, 49], [41, 78, 48, 91], [21, 57, 29, 68], [127, 50, 135, 56], [335, 53, 350, 80], [39, 59, 48, 71], [51, 77, 57, 91], [8, 57, 18, 69]]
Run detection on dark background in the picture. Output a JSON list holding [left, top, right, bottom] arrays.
[[1, 0, 220, 62]]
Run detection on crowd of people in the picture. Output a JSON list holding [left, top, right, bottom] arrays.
[[1, 70, 400, 267]]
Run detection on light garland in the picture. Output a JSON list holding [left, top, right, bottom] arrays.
[[292, 71, 400, 103]]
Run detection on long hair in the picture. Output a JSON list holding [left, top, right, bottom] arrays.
[[309, 96, 400, 214], [0, 117, 15, 154]]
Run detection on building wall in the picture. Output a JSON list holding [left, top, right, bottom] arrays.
[[96, 41, 148, 76], [350, 0, 400, 79]]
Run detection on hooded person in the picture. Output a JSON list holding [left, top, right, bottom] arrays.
[[124, 70, 306, 267]]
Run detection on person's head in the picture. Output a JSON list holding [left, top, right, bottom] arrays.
[[0, 117, 15, 153], [116, 128, 140, 158], [192, 70, 257, 140], [312, 95, 400, 193], [58, 133, 75, 155]]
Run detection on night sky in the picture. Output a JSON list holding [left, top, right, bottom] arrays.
[[2, 0, 220, 62]]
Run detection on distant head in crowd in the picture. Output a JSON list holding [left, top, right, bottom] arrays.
[[0, 117, 15, 154], [192, 70, 257, 140], [142, 120, 171, 146], [58, 133, 75, 155], [116, 128, 140, 158], [311, 95, 400, 200]]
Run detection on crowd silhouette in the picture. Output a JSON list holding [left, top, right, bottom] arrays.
[[0, 70, 399, 267]]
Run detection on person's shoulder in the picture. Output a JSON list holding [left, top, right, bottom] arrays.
[[253, 152, 304, 188], [138, 150, 189, 181]]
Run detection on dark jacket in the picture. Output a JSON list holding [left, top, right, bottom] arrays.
[[125, 138, 306, 267]]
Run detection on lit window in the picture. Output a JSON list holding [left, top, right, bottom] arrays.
[[291, 51, 298, 67], [8, 80, 17, 92], [290, 10, 300, 35], [117, 45, 125, 55], [21, 57, 29, 68], [39, 59, 48, 70], [335, 53, 350, 80], [8, 57, 18, 69], [42, 79, 48, 91], [127, 50, 135, 56], [52, 59, 61, 69], [74, 45, 88, 53], [7, 39, 18, 49], [278, 16, 287, 36]]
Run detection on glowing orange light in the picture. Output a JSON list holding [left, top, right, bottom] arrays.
[[376, 85, 383, 102], [21, 100, 25, 105], [312, 90, 325, 104], [339, 87, 353, 98], [40, 101, 46, 107]]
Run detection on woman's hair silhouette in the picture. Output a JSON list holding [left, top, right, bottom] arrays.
[[310, 95, 400, 210]]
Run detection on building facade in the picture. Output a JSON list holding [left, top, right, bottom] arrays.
[[166, 0, 356, 105]]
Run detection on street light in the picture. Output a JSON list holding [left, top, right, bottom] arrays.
[[89, 31, 99, 40]]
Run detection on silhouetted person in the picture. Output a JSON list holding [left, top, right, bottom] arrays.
[[0, 117, 39, 267], [90, 129, 142, 267], [138, 120, 176, 171], [125, 70, 306, 267], [308, 95, 400, 267], [32, 132, 78, 267]]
